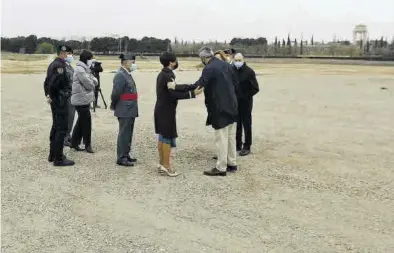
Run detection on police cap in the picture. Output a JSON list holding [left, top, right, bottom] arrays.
[[119, 54, 136, 60], [57, 45, 73, 53]]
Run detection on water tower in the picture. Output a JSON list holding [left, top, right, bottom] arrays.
[[353, 24, 368, 44]]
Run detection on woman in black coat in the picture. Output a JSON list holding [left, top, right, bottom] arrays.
[[154, 52, 203, 176]]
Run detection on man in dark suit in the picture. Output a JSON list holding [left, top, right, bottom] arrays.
[[233, 53, 260, 156], [193, 47, 239, 176]]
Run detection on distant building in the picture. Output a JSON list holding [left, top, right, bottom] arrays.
[[353, 24, 368, 45]]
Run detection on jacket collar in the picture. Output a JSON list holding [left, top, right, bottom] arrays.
[[161, 67, 173, 73], [120, 67, 131, 75], [76, 60, 89, 70]]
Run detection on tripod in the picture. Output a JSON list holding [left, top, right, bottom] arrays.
[[93, 88, 107, 112]]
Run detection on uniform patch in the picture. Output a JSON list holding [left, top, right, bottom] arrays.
[[57, 68, 64, 74]]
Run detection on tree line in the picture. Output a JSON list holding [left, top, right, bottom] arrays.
[[1, 34, 393, 57]]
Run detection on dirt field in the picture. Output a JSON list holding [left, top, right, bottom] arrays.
[[1, 63, 394, 252]]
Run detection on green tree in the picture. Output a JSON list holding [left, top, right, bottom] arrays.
[[36, 42, 54, 54]]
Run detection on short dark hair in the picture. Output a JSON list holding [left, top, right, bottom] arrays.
[[159, 52, 176, 67], [79, 50, 93, 64]]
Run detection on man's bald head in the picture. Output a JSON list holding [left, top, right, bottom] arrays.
[[234, 53, 244, 61], [233, 53, 245, 69]]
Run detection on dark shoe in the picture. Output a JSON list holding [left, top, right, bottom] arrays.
[[239, 149, 250, 156], [48, 154, 66, 162], [71, 145, 85, 152], [53, 158, 75, 166], [212, 156, 218, 160], [64, 141, 71, 147], [127, 156, 137, 163], [203, 168, 226, 176], [85, 146, 94, 153], [117, 158, 134, 167], [227, 165, 238, 172]]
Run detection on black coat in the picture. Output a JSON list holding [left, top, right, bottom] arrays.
[[233, 63, 259, 101], [43, 57, 70, 114], [154, 68, 195, 139], [193, 58, 238, 130]]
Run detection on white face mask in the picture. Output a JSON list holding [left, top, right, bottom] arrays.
[[65, 55, 73, 63], [87, 60, 93, 67], [234, 61, 244, 69], [131, 63, 137, 71]]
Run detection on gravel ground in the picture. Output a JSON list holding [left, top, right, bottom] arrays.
[[1, 70, 394, 253]]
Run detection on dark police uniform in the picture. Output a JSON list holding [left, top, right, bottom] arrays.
[[43, 45, 75, 166], [111, 54, 139, 166]]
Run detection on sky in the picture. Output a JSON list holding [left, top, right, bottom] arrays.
[[1, 0, 393, 43]]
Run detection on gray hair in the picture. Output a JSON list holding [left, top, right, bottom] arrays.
[[198, 46, 214, 58]]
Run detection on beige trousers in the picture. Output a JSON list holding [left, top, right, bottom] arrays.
[[214, 123, 237, 171]]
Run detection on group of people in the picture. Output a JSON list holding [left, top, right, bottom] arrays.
[[44, 45, 104, 165], [44, 45, 259, 178]]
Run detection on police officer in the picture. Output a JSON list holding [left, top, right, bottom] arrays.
[[110, 54, 138, 166], [44, 45, 75, 166]]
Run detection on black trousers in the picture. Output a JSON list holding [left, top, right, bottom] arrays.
[[236, 97, 253, 150], [71, 105, 92, 148], [49, 107, 68, 161]]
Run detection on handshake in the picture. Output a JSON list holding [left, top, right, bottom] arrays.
[[167, 79, 204, 96]]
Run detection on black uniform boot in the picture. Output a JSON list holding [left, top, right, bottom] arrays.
[[117, 157, 134, 167], [127, 156, 137, 163], [53, 157, 75, 166]]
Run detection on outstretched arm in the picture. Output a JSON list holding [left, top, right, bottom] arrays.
[[190, 67, 213, 89], [168, 89, 196, 100]]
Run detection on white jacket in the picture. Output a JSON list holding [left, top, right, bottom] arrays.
[[71, 61, 98, 106]]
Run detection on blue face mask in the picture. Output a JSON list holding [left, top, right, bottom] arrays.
[[65, 55, 73, 63], [234, 61, 244, 69]]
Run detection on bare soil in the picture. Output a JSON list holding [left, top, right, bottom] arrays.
[[1, 68, 394, 252]]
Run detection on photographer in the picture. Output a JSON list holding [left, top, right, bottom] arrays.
[[90, 57, 103, 108]]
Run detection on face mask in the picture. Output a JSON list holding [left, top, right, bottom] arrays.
[[65, 55, 73, 63], [87, 60, 93, 67], [234, 61, 244, 69], [131, 63, 137, 71]]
